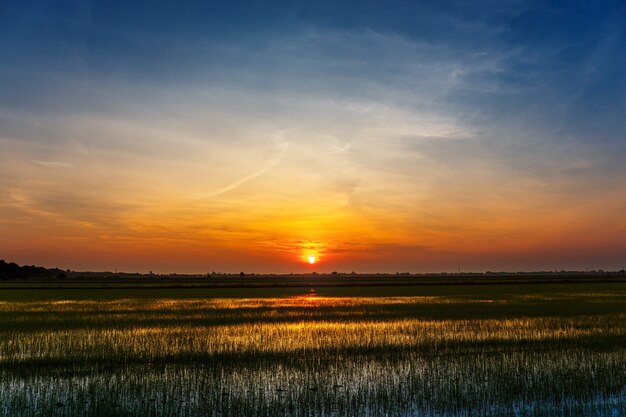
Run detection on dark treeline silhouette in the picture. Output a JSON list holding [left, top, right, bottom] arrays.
[[0, 260, 64, 280], [1, 259, 625, 284]]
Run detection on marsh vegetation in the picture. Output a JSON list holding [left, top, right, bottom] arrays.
[[1, 284, 625, 416]]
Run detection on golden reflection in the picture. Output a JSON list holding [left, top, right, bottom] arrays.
[[3, 314, 624, 363], [2, 295, 625, 365], [289, 289, 322, 306], [0, 295, 501, 313]]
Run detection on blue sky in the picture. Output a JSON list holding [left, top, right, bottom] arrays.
[[1, 0, 625, 272], [3, 1, 624, 147]]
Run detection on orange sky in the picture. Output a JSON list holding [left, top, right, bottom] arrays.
[[2, 152, 625, 273]]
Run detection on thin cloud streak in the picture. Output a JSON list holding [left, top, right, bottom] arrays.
[[200, 133, 290, 200]]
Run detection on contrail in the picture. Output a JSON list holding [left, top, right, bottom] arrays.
[[203, 131, 290, 199], [204, 153, 285, 199]]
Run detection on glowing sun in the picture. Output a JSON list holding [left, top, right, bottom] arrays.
[[307, 255, 316, 264]]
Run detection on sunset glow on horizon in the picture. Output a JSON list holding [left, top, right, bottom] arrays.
[[1, 1, 625, 273]]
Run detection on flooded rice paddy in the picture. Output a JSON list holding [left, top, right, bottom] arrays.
[[1, 284, 625, 416]]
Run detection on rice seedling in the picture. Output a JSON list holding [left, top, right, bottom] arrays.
[[0, 284, 624, 416]]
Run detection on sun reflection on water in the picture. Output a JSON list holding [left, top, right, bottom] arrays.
[[288, 289, 323, 306]]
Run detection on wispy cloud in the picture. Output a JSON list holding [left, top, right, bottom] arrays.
[[201, 132, 290, 199], [32, 160, 72, 168]]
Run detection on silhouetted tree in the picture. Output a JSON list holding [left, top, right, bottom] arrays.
[[0, 260, 64, 280]]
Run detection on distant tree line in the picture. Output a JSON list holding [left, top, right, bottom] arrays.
[[0, 260, 65, 280]]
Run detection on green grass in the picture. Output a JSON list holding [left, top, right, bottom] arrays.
[[1, 283, 625, 416]]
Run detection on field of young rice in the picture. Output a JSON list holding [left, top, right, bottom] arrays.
[[0, 284, 625, 416]]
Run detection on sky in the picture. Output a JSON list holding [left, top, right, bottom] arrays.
[[1, 0, 625, 273]]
